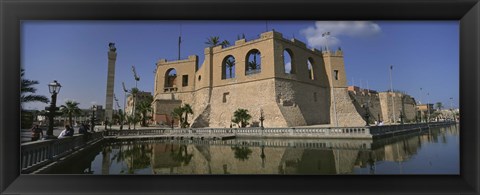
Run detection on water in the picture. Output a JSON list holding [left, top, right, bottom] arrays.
[[44, 125, 459, 175]]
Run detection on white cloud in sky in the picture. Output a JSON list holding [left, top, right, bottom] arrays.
[[300, 21, 381, 49], [285, 62, 291, 73]]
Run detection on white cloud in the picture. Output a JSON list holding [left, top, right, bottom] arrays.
[[301, 21, 381, 49]]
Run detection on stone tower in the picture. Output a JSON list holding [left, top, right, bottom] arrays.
[[105, 42, 117, 122]]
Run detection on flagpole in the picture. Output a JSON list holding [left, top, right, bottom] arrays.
[[389, 65, 396, 124], [178, 24, 182, 60], [323, 31, 337, 127]]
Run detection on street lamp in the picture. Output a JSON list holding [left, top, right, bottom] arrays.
[[46, 80, 61, 139], [91, 105, 97, 132], [259, 109, 265, 130]]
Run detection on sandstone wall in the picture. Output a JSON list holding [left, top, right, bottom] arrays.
[[348, 91, 383, 123], [275, 79, 330, 126], [379, 92, 417, 124], [206, 78, 287, 128], [332, 88, 366, 127]]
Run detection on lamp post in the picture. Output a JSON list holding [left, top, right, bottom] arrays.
[[91, 105, 97, 132], [46, 80, 61, 139], [450, 97, 455, 122], [259, 109, 265, 130], [389, 65, 395, 124]]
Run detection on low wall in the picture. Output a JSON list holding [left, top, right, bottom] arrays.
[[21, 132, 103, 174]]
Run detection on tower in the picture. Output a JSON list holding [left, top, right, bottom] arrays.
[[105, 42, 117, 122]]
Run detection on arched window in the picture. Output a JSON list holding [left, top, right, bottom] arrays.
[[245, 49, 261, 75], [283, 49, 295, 74], [307, 58, 314, 80], [222, 55, 236, 79], [164, 68, 177, 88]]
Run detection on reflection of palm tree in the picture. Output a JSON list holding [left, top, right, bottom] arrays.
[[116, 143, 153, 174], [231, 146, 252, 161], [171, 145, 194, 165]]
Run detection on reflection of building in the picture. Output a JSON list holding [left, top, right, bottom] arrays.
[[92, 125, 456, 175]]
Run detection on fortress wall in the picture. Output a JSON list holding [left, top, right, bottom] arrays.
[[275, 79, 330, 126], [272, 36, 329, 88], [155, 55, 197, 98], [348, 91, 383, 123], [206, 78, 288, 128], [332, 88, 366, 127], [379, 92, 417, 124]]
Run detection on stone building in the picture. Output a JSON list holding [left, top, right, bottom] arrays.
[[125, 91, 153, 116], [152, 31, 417, 127]]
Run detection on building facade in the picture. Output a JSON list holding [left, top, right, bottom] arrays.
[[152, 31, 417, 127]]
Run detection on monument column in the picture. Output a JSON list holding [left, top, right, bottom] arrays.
[[105, 42, 117, 122]]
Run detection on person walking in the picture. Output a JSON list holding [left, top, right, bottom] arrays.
[[30, 124, 43, 141]]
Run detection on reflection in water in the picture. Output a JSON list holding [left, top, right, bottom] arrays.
[[45, 125, 459, 175]]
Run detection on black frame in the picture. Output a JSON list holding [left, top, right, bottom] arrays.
[[1, 0, 479, 194]]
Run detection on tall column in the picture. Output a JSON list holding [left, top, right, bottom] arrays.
[[105, 43, 117, 122]]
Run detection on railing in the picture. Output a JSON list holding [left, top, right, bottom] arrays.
[[369, 121, 456, 137], [104, 122, 456, 139], [105, 126, 371, 138], [104, 129, 169, 136], [21, 132, 103, 173]]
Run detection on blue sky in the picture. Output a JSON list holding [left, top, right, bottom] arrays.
[[21, 21, 459, 110]]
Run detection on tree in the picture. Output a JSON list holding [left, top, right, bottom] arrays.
[[20, 69, 49, 108], [182, 104, 193, 128], [248, 61, 258, 71], [232, 108, 252, 128], [117, 109, 125, 130], [435, 102, 443, 111], [171, 104, 194, 128], [136, 96, 153, 127], [130, 87, 140, 129], [205, 36, 230, 48], [171, 107, 185, 128], [225, 58, 235, 78], [60, 100, 81, 127]]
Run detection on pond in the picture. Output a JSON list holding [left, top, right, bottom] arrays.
[[43, 124, 459, 175]]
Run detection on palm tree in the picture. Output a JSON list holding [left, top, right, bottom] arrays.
[[171, 107, 185, 128], [205, 36, 220, 47], [435, 102, 443, 111], [205, 36, 230, 48], [20, 69, 49, 108], [248, 61, 258, 71], [232, 108, 252, 128], [225, 58, 235, 78], [60, 100, 81, 127], [182, 104, 193, 128], [117, 109, 125, 130], [130, 87, 139, 129], [136, 96, 153, 127]]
